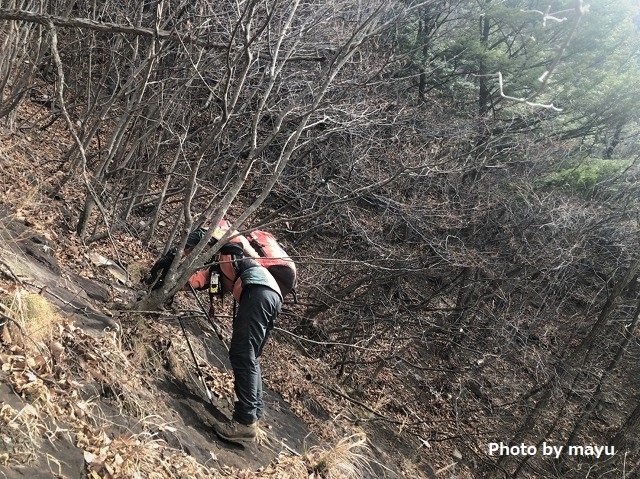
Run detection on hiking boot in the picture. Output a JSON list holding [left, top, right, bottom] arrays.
[[212, 419, 257, 443]]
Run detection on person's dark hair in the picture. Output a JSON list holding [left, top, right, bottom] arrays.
[[219, 243, 245, 256]]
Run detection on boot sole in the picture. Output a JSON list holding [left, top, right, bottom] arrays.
[[214, 431, 256, 444]]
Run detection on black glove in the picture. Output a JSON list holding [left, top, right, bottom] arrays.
[[146, 248, 176, 290], [186, 228, 207, 249]]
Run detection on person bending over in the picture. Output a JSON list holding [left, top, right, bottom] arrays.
[[212, 250, 282, 443]]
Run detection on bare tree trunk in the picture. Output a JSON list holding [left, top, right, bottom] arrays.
[[558, 295, 640, 467], [0, 2, 43, 127], [572, 257, 640, 366], [498, 256, 640, 474], [76, 36, 159, 237], [145, 133, 184, 244], [477, 0, 491, 117], [612, 398, 640, 451]]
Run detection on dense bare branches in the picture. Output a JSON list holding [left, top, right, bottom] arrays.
[[1, 0, 639, 477], [0, 2, 45, 127]]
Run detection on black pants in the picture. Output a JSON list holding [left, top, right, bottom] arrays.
[[228, 285, 281, 425]]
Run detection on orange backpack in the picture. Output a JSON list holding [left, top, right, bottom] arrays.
[[214, 221, 297, 299], [247, 230, 297, 298]]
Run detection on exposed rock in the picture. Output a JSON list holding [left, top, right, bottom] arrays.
[[0, 216, 323, 477]]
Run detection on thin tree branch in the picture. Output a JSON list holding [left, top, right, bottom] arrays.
[[0, 8, 226, 49]]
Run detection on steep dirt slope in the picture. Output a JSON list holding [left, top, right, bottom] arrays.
[[0, 115, 438, 478], [0, 211, 327, 476]]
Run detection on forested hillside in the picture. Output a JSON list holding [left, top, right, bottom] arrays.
[[1, 0, 639, 478]]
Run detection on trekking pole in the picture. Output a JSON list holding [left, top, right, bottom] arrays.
[[188, 284, 227, 348], [232, 298, 237, 323], [176, 313, 217, 408]]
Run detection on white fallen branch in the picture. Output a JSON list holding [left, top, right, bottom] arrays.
[[522, 1, 590, 27], [521, 8, 570, 26], [474, 72, 563, 111], [495, 71, 563, 111]]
